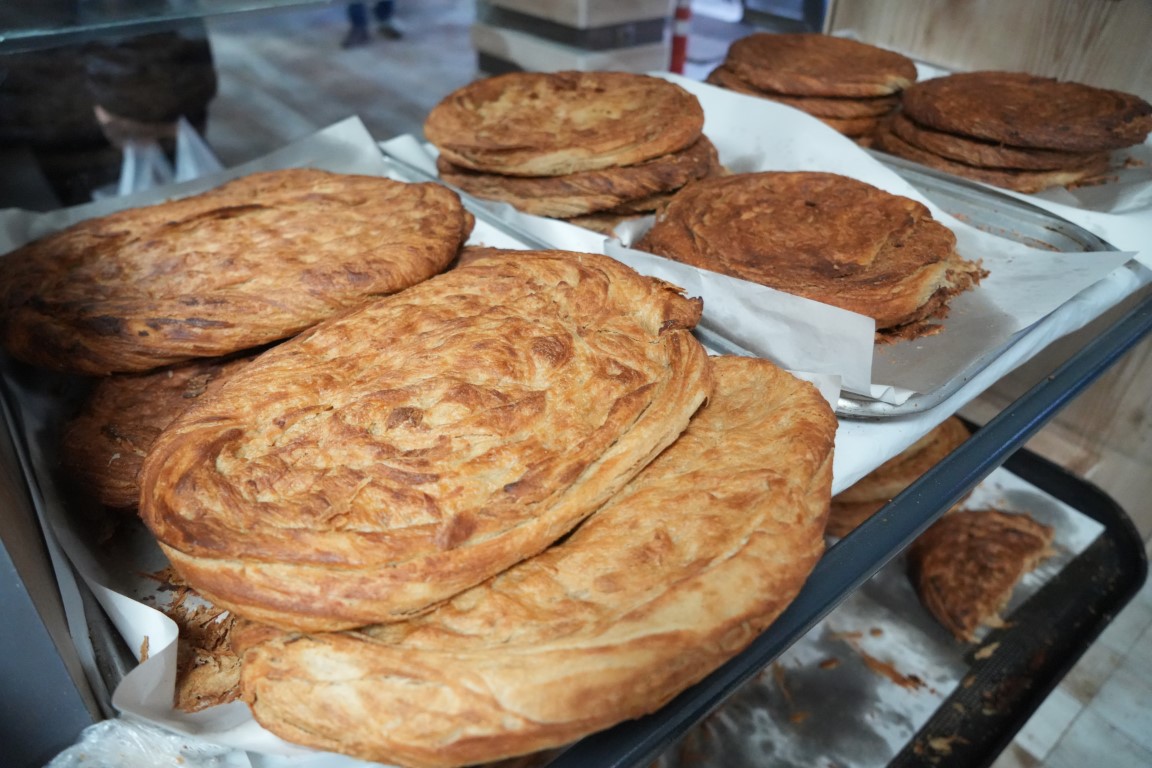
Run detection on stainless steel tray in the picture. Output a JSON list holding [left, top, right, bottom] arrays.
[[836, 152, 1117, 419]]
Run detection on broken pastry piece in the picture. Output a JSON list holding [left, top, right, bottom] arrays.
[[908, 508, 1055, 642]]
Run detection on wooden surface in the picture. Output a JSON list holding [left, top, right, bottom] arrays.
[[826, 0, 1152, 101]]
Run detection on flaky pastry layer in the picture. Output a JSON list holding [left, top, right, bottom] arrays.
[[235, 356, 836, 768], [140, 249, 712, 631]]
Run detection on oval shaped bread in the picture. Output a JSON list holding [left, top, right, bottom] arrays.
[[0, 169, 472, 374], [235, 355, 837, 768], [140, 249, 712, 632], [424, 71, 704, 176], [635, 171, 986, 340]]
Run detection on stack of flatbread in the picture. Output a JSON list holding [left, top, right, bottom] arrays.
[[635, 170, 986, 342], [829, 416, 970, 537], [706, 33, 916, 143], [425, 70, 724, 234], [6, 184, 838, 767], [874, 71, 1152, 193]]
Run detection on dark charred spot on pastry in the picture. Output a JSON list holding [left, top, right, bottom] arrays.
[[386, 407, 424, 430], [81, 314, 124, 336], [434, 512, 476, 550]]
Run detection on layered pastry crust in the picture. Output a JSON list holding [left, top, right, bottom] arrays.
[[828, 416, 970, 537], [235, 355, 836, 768], [62, 354, 256, 509], [0, 169, 472, 374], [635, 171, 986, 340], [909, 508, 1055, 642], [435, 135, 722, 218], [140, 249, 712, 632], [424, 71, 705, 177]]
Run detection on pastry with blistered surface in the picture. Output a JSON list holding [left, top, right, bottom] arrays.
[[140, 249, 712, 632], [635, 171, 986, 341], [424, 70, 704, 177], [234, 355, 836, 768], [0, 169, 472, 375]]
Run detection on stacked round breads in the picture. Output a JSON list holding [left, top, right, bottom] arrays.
[[706, 33, 916, 142], [425, 70, 724, 233], [828, 416, 971, 537], [874, 71, 1152, 193], [635, 170, 986, 342], [1, 168, 839, 767]]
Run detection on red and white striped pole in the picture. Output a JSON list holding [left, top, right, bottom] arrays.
[[669, 0, 692, 74]]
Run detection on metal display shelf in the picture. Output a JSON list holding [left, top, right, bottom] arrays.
[[548, 292, 1152, 768]]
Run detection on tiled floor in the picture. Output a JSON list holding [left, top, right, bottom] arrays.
[[151, 2, 1152, 766], [991, 537, 1152, 768]]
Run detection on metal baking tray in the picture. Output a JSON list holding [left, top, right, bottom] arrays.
[[651, 441, 1147, 768], [835, 151, 1117, 419]]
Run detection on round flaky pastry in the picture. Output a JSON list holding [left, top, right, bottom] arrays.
[[0, 169, 472, 375], [724, 33, 916, 97], [424, 71, 704, 176], [706, 65, 899, 118], [899, 71, 1152, 153], [140, 249, 712, 632], [435, 135, 722, 218], [635, 171, 986, 340], [235, 355, 836, 768]]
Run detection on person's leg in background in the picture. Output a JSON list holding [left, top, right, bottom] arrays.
[[373, 1, 403, 40], [342, 2, 371, 48]]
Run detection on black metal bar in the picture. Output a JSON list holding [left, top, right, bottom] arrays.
[[547, 290, 1152, 768]]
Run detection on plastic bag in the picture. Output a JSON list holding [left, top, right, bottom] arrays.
[[45, 718, 251, 768]]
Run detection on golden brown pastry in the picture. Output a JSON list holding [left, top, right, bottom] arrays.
[[828, 416, 970, 537], [908, 509, 1054, 642], [435, 135, 722, 218], [235, 355, 837, 768], [899, 71, 1152, 153], [0, 169, 472, 375], [424, 71, 704, 177], [887, 111, 1110, 171], [724, 33, 917, 98], [706, 65, 900, 118], [874, 125, 1114, 193], [140, 249, 712, 632], [635, 171, 986, 341], [62, 354, 255, 510]]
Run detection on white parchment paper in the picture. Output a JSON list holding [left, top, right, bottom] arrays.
[[384, 75, 1139, 405]]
